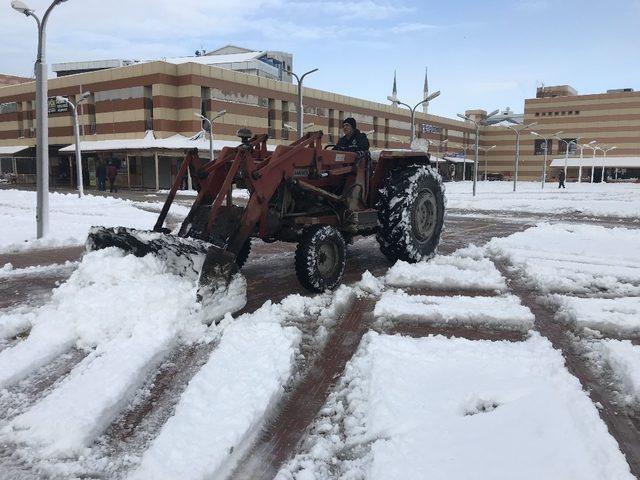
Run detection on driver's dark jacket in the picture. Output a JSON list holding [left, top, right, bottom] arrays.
[[335, 130, 370, 152]]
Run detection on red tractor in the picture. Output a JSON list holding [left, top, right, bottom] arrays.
[[88, 129, 445, 302]]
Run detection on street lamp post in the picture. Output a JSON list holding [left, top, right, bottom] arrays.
[[456, 109, 500, 196], [554, 136, 580, 181], [195, 109, 226, 163], [12, 0, 69, 238], [288, 68, 318, 140], [57, 92, 90, 197], [600, 146, 617, 182], [504, 122, 537, 192], [530, 130, 563, 189], [387, 91, 441, 144], [577, 140, 596, 182], [284, 122, 314, 133], [479, 145, 496, 181], [582, 143, 599, 183]]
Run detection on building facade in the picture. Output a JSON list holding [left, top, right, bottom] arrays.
[[0, 57, 638, 189]]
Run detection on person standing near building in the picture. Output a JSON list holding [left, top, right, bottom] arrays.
[[107, 159, 118, 193], [96, 160, 107, 191], [558, 170, 566, 189]]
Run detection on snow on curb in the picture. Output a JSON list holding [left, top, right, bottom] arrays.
[[0, 189, 174, 253], [589, 339, 640, 405], [552, 296, 640, 336], [487, 223, 640, 295], [384, 245, 506, 291], [374, 290, 534, 331], [279, 332, 633, 480], [445, 180, 640, 219]]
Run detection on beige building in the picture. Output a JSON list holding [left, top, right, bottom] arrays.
[[483, 85, 640, 181], [0, 57, 638, 188]]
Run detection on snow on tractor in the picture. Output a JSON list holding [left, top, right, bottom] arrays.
[[87, 129, 445, 306]]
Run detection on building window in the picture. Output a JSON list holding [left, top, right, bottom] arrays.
[[535, 112, 540, 117], [144, 86, 153, 131], [558, 138, 577, 154], [267, 98, 276, 138], [575, 110, 580, 115], [534, 139, 551, 155]]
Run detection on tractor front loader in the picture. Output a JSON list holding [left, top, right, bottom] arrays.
[[87, 128, 445, 307]]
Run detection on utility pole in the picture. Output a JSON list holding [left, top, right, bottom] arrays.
[[57, 92, 91, 197], [530, 130, 563, 189], [505, 122, 537, 192], [457, 110, 500, 196], [388, 91, 441, 144], [12, 0, 69, 238], [288, 68, 318, 140]]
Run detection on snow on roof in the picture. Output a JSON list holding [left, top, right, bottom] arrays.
[[164, 51, 264, 66], [550, 157, 640, 168], [444, 156, 474, 164], [0, 145, 30, 155], [58, 131, 275, 155]]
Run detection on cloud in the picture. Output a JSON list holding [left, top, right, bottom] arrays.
[[389, 22, 439, 34]]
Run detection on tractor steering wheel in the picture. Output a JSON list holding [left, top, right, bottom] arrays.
[[324, 144, 336, 150]]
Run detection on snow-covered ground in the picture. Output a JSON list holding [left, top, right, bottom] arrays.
[[374, 290, 534, 331], [446, 181, 640, 219], [487, 223, 640, 296], [279, 332, 633, 480], [589, 339, 640, 404], [384, 245, 506, 291], [0, 189, 186, 253]]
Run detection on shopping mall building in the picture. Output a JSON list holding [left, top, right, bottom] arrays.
[[0, 46, 638, 188]]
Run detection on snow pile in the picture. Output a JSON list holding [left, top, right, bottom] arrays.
[[590, 339, 640, 404], [445, 180, 640, 218], [553, 296, 640, 336], [279, 332, 632, 480], [0, 261, 77, 279], [130, 289, 353, 480], [488, 223, 640, 295], [0, 189, 172, 252], [374, 290, 534, 331], [385, 245, 506, 291], [0, 248, 212, 457]]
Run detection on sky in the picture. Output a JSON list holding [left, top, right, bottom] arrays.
[[1, 0, 639, 118]]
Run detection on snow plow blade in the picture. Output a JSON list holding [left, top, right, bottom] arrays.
[[86, 227, 246, 320]]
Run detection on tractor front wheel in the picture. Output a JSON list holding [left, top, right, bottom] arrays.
[[376, 165, 445, 263], [295, 225, 346, 292]]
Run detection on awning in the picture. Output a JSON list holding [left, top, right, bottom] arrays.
[[58, 130, 276, 155], [550, 157, 640, 168], [0, 145, 30, 155], [444, 156, 474, 164]]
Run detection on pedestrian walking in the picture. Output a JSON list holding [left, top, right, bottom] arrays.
[[558, 170, 566, 189], [96, 160, 107, 191], [107, 159, 118, 193]]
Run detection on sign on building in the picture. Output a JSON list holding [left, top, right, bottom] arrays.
[[48, 97, 69, 114], [421, 123, 441, 134]]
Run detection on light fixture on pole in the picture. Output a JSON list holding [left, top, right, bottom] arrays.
[[195, 109, 226, 163], [388, 90, 441, 144], [600, 146, 617, 182], [284, 122, 314, 132], [577, 140, 596, 182], [554, 136, 580, 181], [478, 145, 496, 181], [457, 109, 500, 196], [504, 122, 538, 192], [581, 142, 599, 183], [12, 0, 69, 238], [56, 92, 90, 197], [288, 68, 318, 140], [530, 130, 563, 189]]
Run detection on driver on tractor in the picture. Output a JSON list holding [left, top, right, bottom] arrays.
[[335, 117, 370, 152]]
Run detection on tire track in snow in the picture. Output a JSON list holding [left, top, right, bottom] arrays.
[[494, 261, 640, 477]]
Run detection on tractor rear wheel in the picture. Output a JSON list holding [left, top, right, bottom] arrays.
[[295, 225, 346, 292], [376, 165, 445, 263]]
